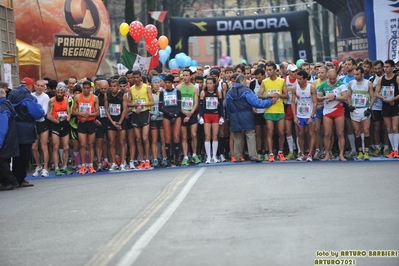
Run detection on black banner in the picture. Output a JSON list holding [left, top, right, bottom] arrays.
[[53, 35, 104, 61], [170, 10, 312, 62]]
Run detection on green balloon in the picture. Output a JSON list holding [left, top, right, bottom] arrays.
[[296, 59, 305, 68]]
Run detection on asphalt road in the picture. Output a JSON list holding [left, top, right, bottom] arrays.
[[0, 161, 398, 266]]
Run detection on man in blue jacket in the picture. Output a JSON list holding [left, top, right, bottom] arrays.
[[7, 77, 43, 187], [0, 88, 19, 190], [226, 74, 277, 162]]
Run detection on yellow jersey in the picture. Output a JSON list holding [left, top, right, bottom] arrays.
[[130, 83, 150, 112], [262, 77, 285, 114]]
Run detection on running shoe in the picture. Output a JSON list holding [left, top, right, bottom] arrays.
[[346, 150, 357, 159], [268, 154, 275, 162], [372, 148, 380, 157], [240, 156, 245, 162], [161, 158, 168, 167], [231, 155, 237, 162], [109, 163, 119, 171], [364, 152, 370, 161], [62, 167, 72, 175], [394, 151, 399, 158], [192, 155, 202, 164], [263, 153, 269, 161], [55, 168, 63, 176], [78, 166, 86, 174], [115, 156, 121, 166], [277, 152, 286, 161], [386, 150, 395, 158], [383, 149, 390, 157], [144, 160, 151, 169], [137, 161, 146, 169], [119, 164, 128, 171], [296, 154, 305, 161], [96, 164, 103, 172], [306, 154, 313, 162], [181, 158, 189, 166], [219, 154, 227, 162], [41, 169, 49, 177], [357, 152, 364, 160], [213, 157, 220, 163], [313, 150, 321, 160], [32, 166, 42, 177], [129, 160, 136, 170], [205, 158, 211, 164], [286, 152, 295, 160], [152, 159, 159, 167], [87, 166, 96, 174], [102, 161, 109, 169]]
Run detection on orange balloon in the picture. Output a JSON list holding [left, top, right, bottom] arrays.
[[158, 35, 169, 50]]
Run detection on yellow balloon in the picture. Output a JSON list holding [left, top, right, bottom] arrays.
[[119, 22, 129, 36]]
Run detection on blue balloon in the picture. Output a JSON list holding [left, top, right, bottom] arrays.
[[159, 50, 169, 64], [176, 53, 186, 68], [190, 60, 198, 67], [169, 58, 179, 69], [165, 45, 172, 55], [183, 56, 192, 67]]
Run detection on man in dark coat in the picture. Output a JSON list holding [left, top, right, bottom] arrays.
[[226, 74, 277, 162], [7, 77, 42, 187], [0, 88, 19, 190]]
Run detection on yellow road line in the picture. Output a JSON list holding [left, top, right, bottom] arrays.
[[85, 169, 194, 266]]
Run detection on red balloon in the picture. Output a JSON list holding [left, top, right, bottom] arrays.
[[146, 38, 159, 55], [143, 24, 158, 43], [129, 21, 144, 43]]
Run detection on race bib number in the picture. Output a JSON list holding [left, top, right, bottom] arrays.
[[181, 97, 194, 110], [382, 86, 394, 99], [297, 102, 311, 116], [99, 106, 107, 118], [109, 104, 121, 116], [164, 94, 177, 106], [206, 96, 218, 110], [79, 103, 92, 113], [267, 89, 281, 101], [151, 105, 159, 113], [57, 111, 68, 120], [353, 94, 367, 107]]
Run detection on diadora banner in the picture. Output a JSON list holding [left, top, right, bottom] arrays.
[[365, 0, 399, 60], [170, 10, 313, 62]]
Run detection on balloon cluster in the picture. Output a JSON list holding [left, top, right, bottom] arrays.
[[119, 21, 170, 56], [168, 53, 198, 69], [219, 54, 232, 66]]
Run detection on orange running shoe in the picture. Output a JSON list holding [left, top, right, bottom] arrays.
[[240, 156, 245, 162], [278, 152, 286, 161], [88, 166, 96, 174], [269, 154, 275, 162], [394, 151, 399, 158], [78, 166, 86, 174], [386, 150, 395, 158], [102, 161, 109, 169], [231, 155, 237, 162], [137, 161, 146, 169], [144, 160, 151, 169]]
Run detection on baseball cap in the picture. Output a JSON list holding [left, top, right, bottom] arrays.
[[210, 69, 220, 76], [204, 65, 211, 69], [332, 59, 339, 68], [189, 66, 197, 74], [171, 68, 179, 74], [287, 64, 298, 72], [22, 77, 34, 86]]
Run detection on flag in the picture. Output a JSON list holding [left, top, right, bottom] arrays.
[[117, 63, 129, 75], [120, 46, 159, 75], [149, 11, 167, 23]]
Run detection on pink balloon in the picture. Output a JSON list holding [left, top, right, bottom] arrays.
[[129, 21, 144, 43], [221, 54, 226, 59], [144, 24, 158, 43]]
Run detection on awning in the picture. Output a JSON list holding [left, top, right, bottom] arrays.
[[4, 39, 41, 65]]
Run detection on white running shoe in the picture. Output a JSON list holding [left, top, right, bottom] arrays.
[[213, 157, 220, 163], [219, 154, 226, 162], [41, 169, 49, 177], [306, 155, 313, 162], [129, 160, 136, 169], [205, 159, 211, 164], [32, 166, 42, 177], [120, 164, 128, 171], [109, 163, 119, 171], [296, 154, 305, 161]]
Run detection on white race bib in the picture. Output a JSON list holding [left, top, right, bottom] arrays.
[[109, 104, 121, 116]]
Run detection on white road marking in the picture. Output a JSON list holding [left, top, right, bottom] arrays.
[[115, 167, 206, 266]]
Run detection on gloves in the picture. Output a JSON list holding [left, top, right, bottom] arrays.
[[219, 117, 225, 125], [364, 108, 371, 117], [348, 105, 356, 112], [199, 117, 204, 125], [59, 120, 69, 127]]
